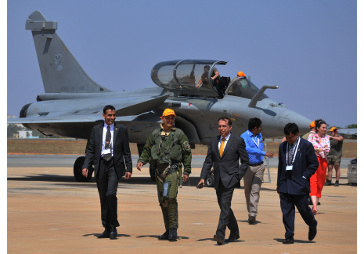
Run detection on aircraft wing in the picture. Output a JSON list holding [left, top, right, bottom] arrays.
[[338, 128, 357, 139], [8, 94, 169, 124]]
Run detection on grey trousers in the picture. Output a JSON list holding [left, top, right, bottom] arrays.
[[244, 163, 265, 217]]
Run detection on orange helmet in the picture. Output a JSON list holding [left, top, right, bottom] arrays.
[[237, 71, 246, 77], [310, 121, 316, 128]]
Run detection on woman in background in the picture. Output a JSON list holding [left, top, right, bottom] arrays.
[[308, 119, 330, 214]]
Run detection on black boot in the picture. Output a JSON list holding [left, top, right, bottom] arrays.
[[98, 228, 110, 238], [158, 230, 169, 240], [168, 228, 177, 241]]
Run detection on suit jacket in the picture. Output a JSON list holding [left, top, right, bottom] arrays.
[[277, 137, 318, 195], [200, 134, 249, 190], [83, 122, 132, 179]]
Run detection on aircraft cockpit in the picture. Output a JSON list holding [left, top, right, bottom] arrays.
[[151, 60, 230, 98], [150, 59, 268, 100], [226, 76, 268, 101]]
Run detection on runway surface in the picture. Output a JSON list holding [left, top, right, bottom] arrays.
[[7, 155, 357, 253]]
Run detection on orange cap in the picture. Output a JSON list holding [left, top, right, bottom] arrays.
[[237, 71, 246, 77], [329, 127, 337, 132], [161, 108, 176, 118], [310, 121, 316, 128]]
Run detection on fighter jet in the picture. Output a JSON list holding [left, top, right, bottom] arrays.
[[8, 11, 311, 181]]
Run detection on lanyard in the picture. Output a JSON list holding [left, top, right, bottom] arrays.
[[251, 135, 260, 148], [286, 137, 300, 165]]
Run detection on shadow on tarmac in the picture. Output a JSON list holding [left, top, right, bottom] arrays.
[[136, 235, 189, 240], [7, 175, 206, 188], [197, 237, 245, 244], [274, 238, 315, 244], [83, 233, 131, 238]]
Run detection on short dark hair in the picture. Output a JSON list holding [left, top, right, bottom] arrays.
[[284, 123, 299, 135], [315, 119, 326, 131], [217, 116, 232, 126], [103, 105, 116, 114], [248, 117, 262, 131]]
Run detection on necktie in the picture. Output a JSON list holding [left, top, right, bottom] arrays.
[[105, 125, 111, 149], [103, 125, 112, 161], [219, 137, 226, 157]]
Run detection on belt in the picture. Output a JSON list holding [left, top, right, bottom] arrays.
[[249, 161, 263, 166], [101, 155, 113, 162]]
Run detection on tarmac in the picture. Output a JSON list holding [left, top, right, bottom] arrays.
[[7, 155, 357, 253]]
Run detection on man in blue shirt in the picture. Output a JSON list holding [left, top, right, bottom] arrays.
[[241, 117, 274, 224]]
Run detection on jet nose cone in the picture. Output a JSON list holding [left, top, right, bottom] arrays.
[[286, 110, 311, 134]]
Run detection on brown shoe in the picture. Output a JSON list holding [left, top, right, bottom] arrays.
[[214, 234, 224, 245], [248, 216, 256, 224]]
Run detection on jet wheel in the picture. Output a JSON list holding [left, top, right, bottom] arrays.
[[206, 171, 214, 187], [74, 156, 93, 182]]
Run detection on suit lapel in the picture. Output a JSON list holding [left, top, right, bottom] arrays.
[[113, 123, 118, 144], [294, 138, 303, 164], [213, 136, 220, 157], [97, 123, 104, 151]]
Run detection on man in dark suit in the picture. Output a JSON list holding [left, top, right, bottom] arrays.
[[277, 123, 318, 244], [197, 117, 249, 245], [82, 105, 132, 239]]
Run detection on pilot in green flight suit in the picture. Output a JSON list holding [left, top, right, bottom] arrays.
[[137, 108, 192, 241]]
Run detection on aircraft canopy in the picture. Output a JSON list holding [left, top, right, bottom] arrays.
[[151, 60, 227, 97], [226, 76, 268, 101]]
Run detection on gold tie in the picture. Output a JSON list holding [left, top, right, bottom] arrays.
[[219, 137, 226, 157]]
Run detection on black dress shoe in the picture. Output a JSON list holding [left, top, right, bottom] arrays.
[[227, 231, 240, 242], [158, 230, 169, 240], [98, 228, 110, 238], [309, 221, 318, 241], [248, 216, 256, 224], [168, 228, 177, 241], [110, 227, 117, 239], [214, 234, 224, 245], [283, 237, 294, 244]]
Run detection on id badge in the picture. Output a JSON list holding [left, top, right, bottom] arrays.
[[286, 165, 293, 171], [104, 148, 111, 154]]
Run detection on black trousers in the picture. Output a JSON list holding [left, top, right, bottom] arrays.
[[279, 192, 316, 239], [96, 158, 120, 228], [215, 179, 239, 239]]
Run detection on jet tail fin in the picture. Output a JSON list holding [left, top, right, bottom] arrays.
[[26, 11, 110, 93]]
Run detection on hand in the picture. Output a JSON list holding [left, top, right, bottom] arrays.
[[183, 174, 189, 183], [265, 152, 274, 158], [137, 162, 143, 171], [82, 168, 88, 178], [124, 172, 132, 180], [197, 179, 205, 189], [276, 186, 279, 194]]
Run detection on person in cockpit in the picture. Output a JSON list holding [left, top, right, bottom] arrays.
[[195, 65, 220, 88], [237, 71, 246, 78]]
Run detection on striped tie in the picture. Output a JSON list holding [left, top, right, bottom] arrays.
[[219, 137, 226, 157], [103, 125, 112, 161]]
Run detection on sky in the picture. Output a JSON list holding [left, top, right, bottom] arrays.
[[5, 0, 357, 129]]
